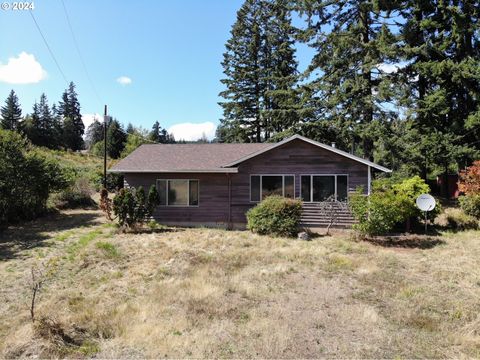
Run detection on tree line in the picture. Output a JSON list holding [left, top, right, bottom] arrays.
[[1, 83, 85, 151], [218, 0, 480, 180], [0, 83, 176, 159], [86, 119, 175, 159]]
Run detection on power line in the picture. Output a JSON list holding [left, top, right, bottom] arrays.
[[60, 0, 103, 107], [29, 10, 69, 84]]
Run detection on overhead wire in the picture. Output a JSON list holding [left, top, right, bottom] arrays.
[[60, 0, 103, 107], [29, 10, 69, 84], [30, 4, 168, 146]]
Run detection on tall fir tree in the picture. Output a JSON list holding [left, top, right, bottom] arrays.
[[149, 121, 175, 143], [295, 0, 399, 159], [85, 118, 104, 149], [24, 101, 42, 146], [219, 0, 300, 143], [398, 0, 480, 181], [1, 90, 22, 131], [58, 82, 85, 150], [107, 119, 127, 158]]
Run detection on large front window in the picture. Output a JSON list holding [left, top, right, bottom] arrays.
[[301, 175, 348, 202], [250, 175, 295, 202], [156, 179, 199, 206]]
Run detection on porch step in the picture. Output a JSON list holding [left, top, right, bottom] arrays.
[[300, 202, 356, 229]]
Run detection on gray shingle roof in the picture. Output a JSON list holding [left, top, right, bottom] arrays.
[[109, 143, 271, 173], [109, 135, 391, 173]]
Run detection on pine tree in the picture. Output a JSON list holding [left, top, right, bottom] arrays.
[[149, 121, 175, 143], [219, 0, 299, 142], [149, 121, 162, 142], [38, 93, 56, 148], [399, 0, 480, 179], [58, 82, 84, 150], [295, 0, 399, 159], [85, 118, 104, 149], [107, 119, 127, 158], [1, 90, 22, 130], [24, 102, 42, 146], [126, 123, 135, 134], [51, 104, 63, 148]]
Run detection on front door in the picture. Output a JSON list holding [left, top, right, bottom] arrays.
[[301, 175, 348, 202]]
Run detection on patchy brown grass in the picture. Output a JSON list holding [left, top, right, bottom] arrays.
[[0, 210, 480, 358]]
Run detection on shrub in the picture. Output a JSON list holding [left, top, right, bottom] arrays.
[[246, 195, 302, 237], [112, 185, 160, 229], [458, 160, 480, 195], [458, 194, 480, 219], [349, 176, 433, 236], [434, 208, 478, 230], [0, 130, 68, 226], [99, 188, 113, 220], [350, 188, 405, 236], [51, 177, 96, 209]]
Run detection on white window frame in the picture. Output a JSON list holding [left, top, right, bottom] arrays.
[[250, 174, 295, 202], [300, 174, 349, 202], [156, 179, 200, 207]]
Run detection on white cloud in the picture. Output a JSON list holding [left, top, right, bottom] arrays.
[[0, 52, 47, 84], [168, 122, 216, 142], [116, 76, 132, 85]]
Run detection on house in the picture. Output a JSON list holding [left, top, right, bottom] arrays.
[[109, 135, 391, 228]]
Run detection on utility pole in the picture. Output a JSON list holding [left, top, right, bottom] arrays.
[[103, 105, 107, 189]]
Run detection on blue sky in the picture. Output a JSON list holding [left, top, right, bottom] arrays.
[[0, 0, 314, 140]]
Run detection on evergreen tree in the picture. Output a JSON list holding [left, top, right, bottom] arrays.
[[51, 104, 63, 148], [149, 121, 175, 143], [295, 0, 399, 159], [126, 122, 135, 134], [107, 119, 127, 158], [219, 0, 299, 142], [85, 118, 104, 149], [399, 0, 480, 172], [24, 94, 57, 148], [38, 93, 56, 148], [1, 90, 22, 130], [23, 102, 41, 146], [58, 82, 84, 150]]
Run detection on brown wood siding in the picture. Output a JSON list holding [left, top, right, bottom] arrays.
[[123, 139, 368, 226], [230, 139, 368, 223], [124, 173, 231, 226]]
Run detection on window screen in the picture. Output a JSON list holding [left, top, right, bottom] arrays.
[[284, 176, 294, 198], [157, 180, 167, 205], [251, 176, 260, 202], [261, 176, 283, 199], [189, 180, 199, 206], [168, 180, 189, 206]]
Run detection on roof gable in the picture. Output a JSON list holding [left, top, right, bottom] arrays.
[[222, 135, 391, 172]]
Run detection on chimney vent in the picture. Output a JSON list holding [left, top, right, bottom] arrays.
[[331, 142, 336, 148]]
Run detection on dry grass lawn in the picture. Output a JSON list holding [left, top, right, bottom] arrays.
[[0, 209, 479, 358]]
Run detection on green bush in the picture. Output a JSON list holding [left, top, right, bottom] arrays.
[[0, 130, 68, 226], [434, 208, 478, 230], [246, 195, 302, 237], [349, 176, 433, 236], [112, 185, 160, 229], [459, 195, 480, 219], [51, 177, 96, 209]]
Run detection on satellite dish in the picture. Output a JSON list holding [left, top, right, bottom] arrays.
[[416, 194, 436, 212]]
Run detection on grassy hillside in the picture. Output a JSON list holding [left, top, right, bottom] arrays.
[[36, 148, 103, 176], [1, 209, 479, 358]]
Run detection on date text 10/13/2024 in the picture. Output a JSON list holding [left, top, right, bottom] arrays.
[[1, 2, 34, 11]]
